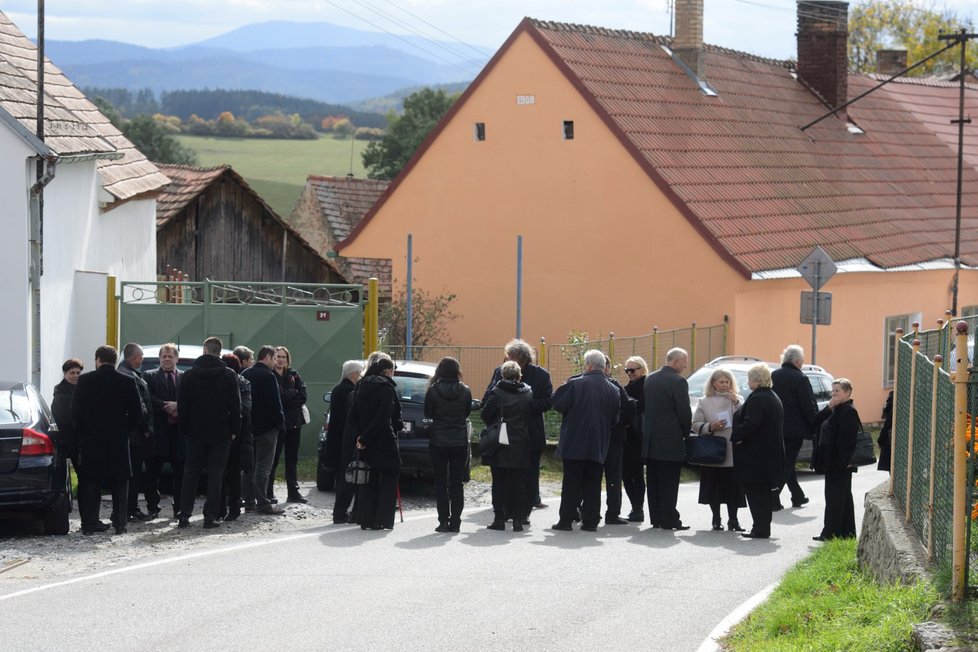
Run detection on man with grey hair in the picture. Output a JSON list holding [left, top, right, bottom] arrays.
[[643, 347, 692, 531], [329, 359, 365, 523], [772, 344, 817, 510], [117, 342, 154, 521], [233, 345, 254, 369], [551, 349, 621, 531]]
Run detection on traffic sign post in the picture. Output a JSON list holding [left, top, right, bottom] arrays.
[[797, 247, 837, 364]]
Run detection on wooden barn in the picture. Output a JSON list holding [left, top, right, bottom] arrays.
[[155, 164, 345, 283]]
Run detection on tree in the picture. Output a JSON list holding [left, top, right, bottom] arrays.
[[848, 0, 977, 75], [362, 88, 458, 180], [123, 115, 198, 165], [379, 281, 459, 350]]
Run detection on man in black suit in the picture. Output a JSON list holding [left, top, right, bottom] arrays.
[[643, 347, 692, 531], [143, 342, 183, 519], [771, 344, 818, 510], [177, 337, 241, 529], [484, 339, 553, 522], [117, 342, 154, 522], [71, 345, 143, 535], [241, 345, 286, 516]]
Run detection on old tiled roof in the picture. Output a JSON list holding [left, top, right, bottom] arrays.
[[310, 175, 390, 242], [0, 11, 168, 205], [339, 17, 978, 274]]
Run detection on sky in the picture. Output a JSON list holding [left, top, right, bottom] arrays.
[[5, 0, 977, 63]]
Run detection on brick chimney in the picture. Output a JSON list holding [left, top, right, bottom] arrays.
[[673, 0, 705, 79], [796, 1, 849, 110], [876, 49, 907, 75]]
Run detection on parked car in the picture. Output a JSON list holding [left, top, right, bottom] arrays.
[[686, 355, 834, 462], [317, 361, 480, 489], [0, 381, 71, 534]]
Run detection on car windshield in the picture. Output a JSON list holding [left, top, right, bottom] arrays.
[[687, 368, 751, 398], [0, 390, 31, 425], [394, 374, 429, 404]]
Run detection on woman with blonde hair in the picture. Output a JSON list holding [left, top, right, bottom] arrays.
[[730, 364, 784, 539], [691, 368, 746, 531], [621, 356, 648, 522]]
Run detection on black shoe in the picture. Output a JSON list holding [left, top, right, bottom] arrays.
[[435, 523, 449, 533], [812, 535, 827, 542], [792, 497, 810, 508], [257, 504, 285, 515], [742, 531, 770, 539], [177, 517, 190, 528], [128, 510, 150, 522], [203, 519, 220, 530], [94, 521, 111, 532], [487, 521, 505, 531], [670, 524, 691, 531], [287, 495, 308, 504], [333, 514, 350, 524], [267, 496, 278, 505], [513, 522, 524, 532], [551, 522, 573, 531], [627, 511, 644, 523], [448, 521, 460, 533], [712, 517, 723, 531], [224, 510, 241, 522], [114, 526, 127, 535], [244, 504, 257, 513], [581, 524, 598, 532], [771, 503, 784, 513], [728, 520, 746, 532], [533, 502, 548, 509], [81, 528, 95, 536], [146, 508, 161, 520], [605, 516, 629, 525]]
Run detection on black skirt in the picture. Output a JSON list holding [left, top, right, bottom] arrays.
[[697, 466, 746, 507]]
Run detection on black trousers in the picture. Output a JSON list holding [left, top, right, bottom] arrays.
[[144, 456, 184, 515], [491, 466, 526, 523], [66, 453, 89, 524], [646, 459, 682, 528], [180, 437, 232, 521], [525, 447, 543, 511], [430, 445, 467, 525], [779, 437, 806, 504], [268, 426, 302, 497], [604, 440, 624, 519], [821, 469, 856, 538], [80, 475, 127, 529], [622, 439, 646, 516], [127, 445, 149, 514], [358, 467, 399, 529], [743, 482, 774, 537], [333, 484, 358, 522], [219, 435, 244, 517], [559, 459, 603, 528]]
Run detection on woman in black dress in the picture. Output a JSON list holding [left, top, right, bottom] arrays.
[[424, 357, 472, 533], [270, 346, 308, 503], [812, 378, 861, 541], [622, 356, 647, 523]]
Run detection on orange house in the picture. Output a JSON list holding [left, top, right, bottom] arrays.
[[337, 3, 978, 411]]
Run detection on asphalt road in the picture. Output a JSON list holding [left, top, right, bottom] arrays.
[[1, 468, 888, 651]]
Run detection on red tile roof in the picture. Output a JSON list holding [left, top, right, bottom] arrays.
[[339, 17, 978, 274]]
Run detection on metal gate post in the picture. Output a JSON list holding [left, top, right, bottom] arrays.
[[106, 275, 118, 348], [890, 327, 904, 496], [953, 321, 969, 602], [928, 355, 942, 560], [905, 335, 920, 522]]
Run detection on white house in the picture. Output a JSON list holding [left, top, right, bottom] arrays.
[[0, 11, 169, 400]]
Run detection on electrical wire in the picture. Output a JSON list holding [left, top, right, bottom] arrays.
[[376, 0, 493, 59]]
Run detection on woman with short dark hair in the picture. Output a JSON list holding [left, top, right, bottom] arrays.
[[424, 357, 472, 533], [812, 378, 860, 541]]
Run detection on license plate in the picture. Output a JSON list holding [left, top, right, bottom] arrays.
[[402, 420, 413, 433]]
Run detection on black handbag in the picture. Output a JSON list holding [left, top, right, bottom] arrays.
[[478, 422, 501, 457], [848, 430, 877, 467], [344, 450, 370, 485], [685, 434, 727, 465]]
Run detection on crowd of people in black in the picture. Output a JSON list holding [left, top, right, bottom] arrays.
[[53, 337, 872, 540]]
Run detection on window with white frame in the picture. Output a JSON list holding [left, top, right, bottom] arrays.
[[884, 313, 920, 387]]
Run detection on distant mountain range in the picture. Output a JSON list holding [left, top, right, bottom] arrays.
[[44, 21, 488, 106]]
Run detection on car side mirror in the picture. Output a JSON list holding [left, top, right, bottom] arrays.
[[471, 399, 482, 410], [323, 392, 331, 403]]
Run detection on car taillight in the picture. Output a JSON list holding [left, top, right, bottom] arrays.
[[20, 428, 54, 456]]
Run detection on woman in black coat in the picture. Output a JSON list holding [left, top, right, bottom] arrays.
[[350, 355, 402, 530], [731, 364, 784, 539], [270, 346, 308, 504], [812, 378, 861, 541], [424, 357, 472, 533], [51, 359, 85, 522], [875, 390, 893, 472], [481, 360, 533, 532], [331, 360, 363, 524], [622, 356, 647, 522]]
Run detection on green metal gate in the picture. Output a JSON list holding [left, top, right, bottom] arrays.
[[120, 280, 364, 457]]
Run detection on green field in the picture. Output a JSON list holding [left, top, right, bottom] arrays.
[[175, 134, 370, 216]]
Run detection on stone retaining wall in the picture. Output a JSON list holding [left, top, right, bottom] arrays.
[[857, 481, 929, 584]]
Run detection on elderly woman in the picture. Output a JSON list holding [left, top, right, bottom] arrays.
[[330, 360, 364, 524], [350, 353, 402, 530], [481, 360, 533, 532], [424, 357, 473, 533], [811, 378, 861, 541], [621, 356, 648, 523], [692, 368, 746, 531], [730, 364, 784, 539]]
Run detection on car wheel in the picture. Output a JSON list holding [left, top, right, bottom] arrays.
[[317, 464, 335, 492], [43, 492, 70, 535]]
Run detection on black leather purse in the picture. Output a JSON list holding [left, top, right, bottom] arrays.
[[848, 430, 876, 467], [345, 449, 370, 485], [685, 434, 727, 465]]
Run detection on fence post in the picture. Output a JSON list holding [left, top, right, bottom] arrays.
[[928, 354, 942, 561], [538, 337, 547, 368], [609, 332, 615, 364], [652, 326, 659, 369], [722, 314, 729, 356], [690, 322, 697, 368], [945, 310, 954, 371], [905, 335, 920, 522], [953, 321, 969, 603], [890, 327, 904, 496]]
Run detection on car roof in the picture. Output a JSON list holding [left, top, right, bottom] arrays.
[[698, 356, 832, 378], [394, 360, 436, 377], [141, 344, 231, 360], [0, 381, 27, 391]]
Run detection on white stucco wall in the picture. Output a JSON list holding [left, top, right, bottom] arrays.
[[0, 127, 33, 387]]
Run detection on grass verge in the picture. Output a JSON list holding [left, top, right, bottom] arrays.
[[723, 538, 937, 651]]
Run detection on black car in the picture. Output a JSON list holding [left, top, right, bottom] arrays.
[[317, 361, 478, 489], [0, 381, 71, 534]]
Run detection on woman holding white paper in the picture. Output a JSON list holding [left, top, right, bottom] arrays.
[[480, 360, 533, 532], [691, 368, 746, 531]]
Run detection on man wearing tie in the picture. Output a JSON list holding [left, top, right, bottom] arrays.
[[144, 343, 184, 519]]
